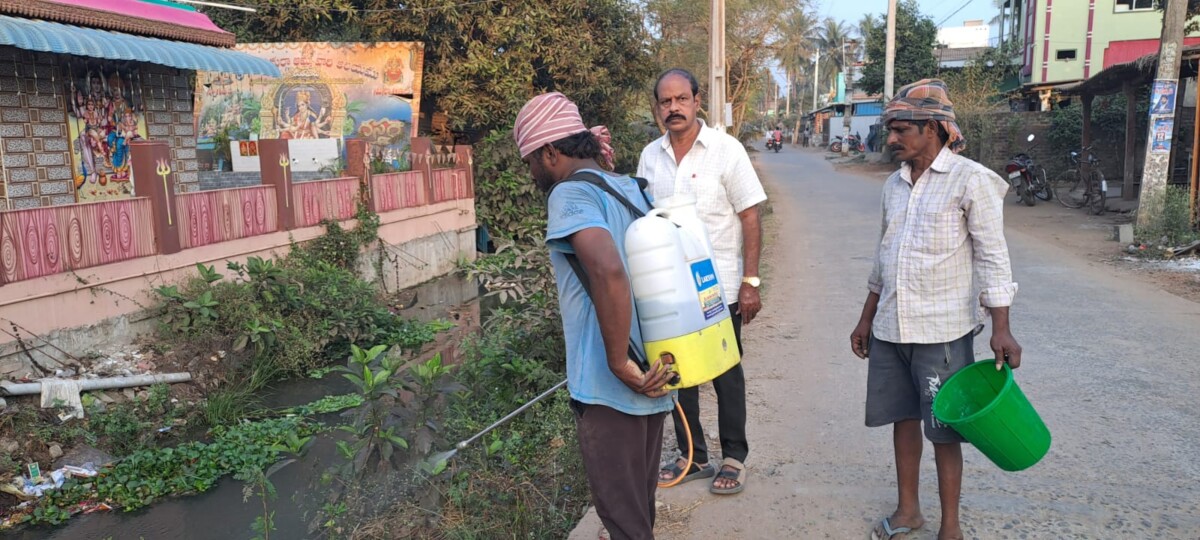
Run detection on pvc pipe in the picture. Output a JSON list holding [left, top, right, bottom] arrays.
[[0, 372, 192, 396]]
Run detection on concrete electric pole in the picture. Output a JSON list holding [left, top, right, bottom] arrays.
[[709, 0, 727, 131], [842, 40, 857, 156], [1136, 0, 1188, 228], [884, 0, 898, 100]]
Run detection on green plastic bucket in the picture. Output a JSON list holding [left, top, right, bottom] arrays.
[[932, 360, 1051, 472]]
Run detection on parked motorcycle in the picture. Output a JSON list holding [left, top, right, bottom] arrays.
[[829, 134, 864, 154], [1004, 134, 1053, 206], [766, 137, 782, 153]]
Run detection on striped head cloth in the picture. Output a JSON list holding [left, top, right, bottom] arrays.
[[883, 79, 966, 153], [513, 92, 614, 170]]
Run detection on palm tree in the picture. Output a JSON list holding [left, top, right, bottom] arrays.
[[775, 7, 818, 111], [858, 14, 879, 55], [814, 18, 858, 93]]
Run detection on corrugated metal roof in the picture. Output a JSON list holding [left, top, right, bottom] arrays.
[[0, 15, 279, 76]]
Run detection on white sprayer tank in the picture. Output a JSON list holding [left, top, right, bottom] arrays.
[[624, 194, 740, 389]]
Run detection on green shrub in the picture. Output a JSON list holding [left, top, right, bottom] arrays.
[[1137, 185, 1199, 246]]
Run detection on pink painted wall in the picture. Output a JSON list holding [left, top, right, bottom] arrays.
[[0, 198, 475, 339], [0, 198, 157, 283]]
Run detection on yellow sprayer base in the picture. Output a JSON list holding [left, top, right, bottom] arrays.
[[644, 318, 742, 390]]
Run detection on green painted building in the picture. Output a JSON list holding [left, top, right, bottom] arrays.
[[1011, 0, 1197, 91]]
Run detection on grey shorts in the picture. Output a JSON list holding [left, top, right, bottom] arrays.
[[864, 332, 974, 443]]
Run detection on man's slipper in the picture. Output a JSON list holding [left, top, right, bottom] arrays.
[[659, 460, 714, 485], [870, 517, 923, 539], [709, 457, 746, 495]]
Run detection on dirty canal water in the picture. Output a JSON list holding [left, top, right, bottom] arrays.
[[4, 274, 481, 540]]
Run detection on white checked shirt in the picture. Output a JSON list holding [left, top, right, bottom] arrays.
[[638, 120, 768, 305], [869, 147, 1018, 344]]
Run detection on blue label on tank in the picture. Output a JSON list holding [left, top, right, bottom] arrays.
[[691, 259, 725, 320]]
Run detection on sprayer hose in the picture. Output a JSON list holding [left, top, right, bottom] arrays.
[[657, 398, 693, 489]]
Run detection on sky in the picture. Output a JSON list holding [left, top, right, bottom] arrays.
[[822, 0, 999, 34]]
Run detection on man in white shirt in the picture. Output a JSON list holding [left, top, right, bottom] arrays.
[[638, 68, 767, 496], [850, 79, 1023, 540]]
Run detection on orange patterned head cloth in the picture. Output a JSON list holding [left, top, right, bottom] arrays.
[[883, 79, 966, 153], [513, 92, 614, 169]]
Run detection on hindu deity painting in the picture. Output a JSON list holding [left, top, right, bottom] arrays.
[[194, 42, 424, 172], [66, 68, 149, 203]]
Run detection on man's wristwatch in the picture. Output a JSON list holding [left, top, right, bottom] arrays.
[[742, 276, 761, 288]]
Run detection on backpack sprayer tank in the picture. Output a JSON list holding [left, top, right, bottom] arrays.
[[625, 195, 741, 389]]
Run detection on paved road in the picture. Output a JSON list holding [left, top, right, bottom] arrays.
[[573, 147, 1200, 539]]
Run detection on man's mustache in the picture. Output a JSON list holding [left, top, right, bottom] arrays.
[[665, 114, 686, 123]]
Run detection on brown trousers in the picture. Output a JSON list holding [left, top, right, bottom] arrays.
[[572, 400, 667, 540]]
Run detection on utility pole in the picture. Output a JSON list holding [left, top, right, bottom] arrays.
[[884, 0, 898, 100], [785, 69, 791, 117], [812, 47, 820, 112], [842, 39, 856, 156], [998, 0, 1007, 50], [709, 0, 727, 131], [1136, 0, 1188, 228]]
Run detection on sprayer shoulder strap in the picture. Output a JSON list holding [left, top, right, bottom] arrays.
[[552, 171, 651, 368], [555, 171, 654, 218]]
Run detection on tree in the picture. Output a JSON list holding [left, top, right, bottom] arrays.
[[858, 0, 938, 96], [649, 0, 811, 138], [813, 18, 858, 92], [1156, 1, 1200, 33], [205, 0, 655, 133]]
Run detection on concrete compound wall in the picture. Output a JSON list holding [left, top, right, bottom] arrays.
[[0, 198, 477, 378], [973, 111, 1125, 183]]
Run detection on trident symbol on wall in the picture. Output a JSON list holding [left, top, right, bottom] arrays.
[[279, 153, 291, 208], [156, 159, 174, 225]]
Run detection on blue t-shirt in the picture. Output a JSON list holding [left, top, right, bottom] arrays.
[[545, 169, 673, 416]]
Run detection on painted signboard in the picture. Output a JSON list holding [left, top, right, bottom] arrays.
[[65, 66, 150, 202], [195, 42, 423, 172]]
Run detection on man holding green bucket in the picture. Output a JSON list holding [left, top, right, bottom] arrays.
[[850, 79, 1023, 540]]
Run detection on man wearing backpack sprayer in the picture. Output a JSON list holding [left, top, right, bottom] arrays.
[[638, 68, 767, 495], [514, 92, 674, 540], [849, 79, 1023, 540]]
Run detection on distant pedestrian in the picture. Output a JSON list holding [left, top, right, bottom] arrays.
[[514, 92, 674, 540], [850, 79, 1023, 540]]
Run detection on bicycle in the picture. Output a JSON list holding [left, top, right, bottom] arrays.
[[1054, 146, 1107, 215]]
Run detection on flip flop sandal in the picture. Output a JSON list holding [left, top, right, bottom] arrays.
[[709, 457, 746, 495], [659, 460, 715, 485], [870, 517, 921, 540]]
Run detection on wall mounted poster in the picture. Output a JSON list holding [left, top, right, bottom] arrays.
[[66, 67, 149, 202], [1151, 116, 1174, 154], [1150, 79, 1178, 116], [194, 42, 423, 172]]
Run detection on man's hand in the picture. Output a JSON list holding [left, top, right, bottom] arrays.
[[990, 329, 1022, 370], [850, 318, 872, 359], [737, 284, 762, 324], [612, 353, 676, 398], [988, 306, 1021, 370]]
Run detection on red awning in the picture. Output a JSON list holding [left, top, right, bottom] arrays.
[[1105, 37, 1200, 70]]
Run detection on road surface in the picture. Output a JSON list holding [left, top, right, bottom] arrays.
[[572, 147, 1200, 539]]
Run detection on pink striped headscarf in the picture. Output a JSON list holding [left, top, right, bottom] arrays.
[[514, 92, 614, 170]]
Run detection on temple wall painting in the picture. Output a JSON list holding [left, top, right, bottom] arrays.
[[195, 42, 423, 173], [65, 65, 150, 203]]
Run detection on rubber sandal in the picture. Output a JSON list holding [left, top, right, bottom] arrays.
[[659, 460, 714, 485], [709, 457, 745, 495], [870, 517, 921, 540]]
